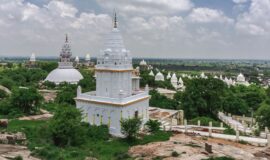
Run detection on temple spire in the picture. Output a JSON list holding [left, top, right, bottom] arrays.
[[65, 34, 68, 43], [113, 10, 117, 28]]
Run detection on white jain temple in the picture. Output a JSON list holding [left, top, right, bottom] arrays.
[[75, 13, 149, 137]]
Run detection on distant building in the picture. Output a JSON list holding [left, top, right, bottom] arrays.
[[157, 88, 176, 99], [149, 70, 154, 76], [236, 73, 249, 86], [26, 53, 37, 68], [155, 72, 164, 81], [75, 13, 149, 137], [45, 34, 83, 84]]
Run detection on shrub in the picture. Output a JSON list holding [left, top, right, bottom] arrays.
[[171, 151, 179, 157], [145, 119, 161, 133], [223, 128, 236, 135], [13, 155, 23, 160], [190, 117, 220, 127], [49, 105, 86, 147], [120, 118, 142, 141]]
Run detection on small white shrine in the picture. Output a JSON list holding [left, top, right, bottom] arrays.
[[75, 13, 149, 137], [155, 72, 165, 81]]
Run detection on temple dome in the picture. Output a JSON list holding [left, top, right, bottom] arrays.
[[30, 53, 36, 62], [149, 70, 154, 76], [139, 59, 147, 66], [167, 72, 171, 79], [85, 54, 91, 61], [171, 73, 177, 83], [45, 68, 83, 85], [237, 73, 245, 82], [75, 56, 79, 63], [45, 34, 83, 84], [155, 72, 164, 81]]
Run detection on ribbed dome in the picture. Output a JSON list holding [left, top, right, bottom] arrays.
[[45, 68, 83, 84], [237, 73, 245, 82], [171, 73, 177, 83], [140, 59, 147, 66], [155, 72, 164, 81]]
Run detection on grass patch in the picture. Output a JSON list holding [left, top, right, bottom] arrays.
[[4, 120, 172, 160]]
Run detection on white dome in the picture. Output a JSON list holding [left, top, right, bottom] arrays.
[[85, 54, 91, 61], [139, 59, 147, 66], [30, 53, 36, 62], [171, 73, 177, 83], [167, 72, 171, 79], [75, 56, 79, 62], [237, 73, 245, 82], [149, 70, 154, 76], [201, 72, 206, 78], [178, 77, 183, 84], [155, 72, 164, 81], [45, 68, 83, 84]]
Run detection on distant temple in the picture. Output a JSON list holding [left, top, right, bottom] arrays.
[[75, 13, 149, 136], [45, 34, 83, 84], [26, 53, 37, 68]]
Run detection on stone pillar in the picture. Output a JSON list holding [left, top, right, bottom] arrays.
[[265, 127, 269, 134], [93, 114, 95, 125], [268, 134, 270, 147], [236, 130, 240, 142], [209, 121, 212, 137], [184, 119, 187, 133], [108, 117, 111, 127], [220, 122, 223, 128], [163, 125, 166, 131], [170, 118, 173, 131], [198, 120, 201, 126]]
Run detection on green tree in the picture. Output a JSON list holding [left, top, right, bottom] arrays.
[[145, 119, 161, 133], [120, 118, 142, 140], [55, 84, 77, 105], [149, 89, 179, 110], [0, 78, 15, 90], [49, 105, 86, 147], [11, 87, 43, 114], [180, 78, 227, 119], [221, 93, 249, 115], [256, 103, 270, 129]]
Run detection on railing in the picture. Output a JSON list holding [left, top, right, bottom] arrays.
[[77, 90, 148, 104]]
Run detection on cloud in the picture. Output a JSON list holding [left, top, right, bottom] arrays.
[[232, 0, 249, 4], [188, 8, 234, 24], [96, 0, 193, 16], [236, 0, 270, 35], [0, 0, 111, 56]]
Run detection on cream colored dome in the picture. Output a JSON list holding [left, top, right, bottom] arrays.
[[30, 53, 36, 62], [155, 72, 164, 81], [45, 68, 83, 84], [171, 73, 177, 83], [167, 72, 171, 79], [237, 73, 245, 82], [85, 54, 91, 61], [140, 59, 147, 66], [149, 70, 154, 76]]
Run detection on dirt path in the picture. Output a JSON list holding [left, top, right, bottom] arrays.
[[129, 133, 268, 160], [0, 144, 40, 160]]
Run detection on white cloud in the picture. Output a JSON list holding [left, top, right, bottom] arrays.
[[233, 0, 249, 4], [236, 0, 270, 35], [188, 8, 234, 24], [96, 0, 193, 16], [0, 0, 111, 56]]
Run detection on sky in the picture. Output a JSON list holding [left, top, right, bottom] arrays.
[[0, 0, 269, 59]]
